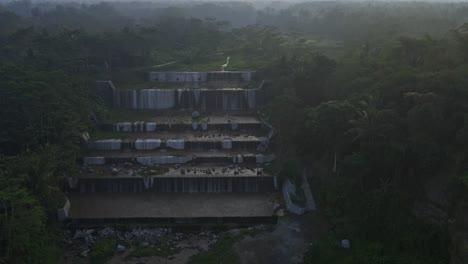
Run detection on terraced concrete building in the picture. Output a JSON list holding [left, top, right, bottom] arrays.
[[66, 71, 278, 226]]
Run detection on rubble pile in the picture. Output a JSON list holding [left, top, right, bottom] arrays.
[[63, 227, 219, 258]]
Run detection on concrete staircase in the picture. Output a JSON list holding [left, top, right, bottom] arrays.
[[66, 71, 278, 226]]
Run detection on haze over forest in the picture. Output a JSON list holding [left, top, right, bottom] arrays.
[[1, 0, 468, 263]]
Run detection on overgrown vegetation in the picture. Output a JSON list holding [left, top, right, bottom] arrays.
[[90, 238, 118, 264], [1, 0, 468, 263], [127, 243, 179, 259], [264, 27, 468, 264], [188, 233, 240, 264]]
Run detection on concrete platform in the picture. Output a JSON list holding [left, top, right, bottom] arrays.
[[109, 113, 260, 124], [93, 132, 264, 141], [78, 165, 269, 178], [68, 193, 275, 219], [84, 149, 261, 158]]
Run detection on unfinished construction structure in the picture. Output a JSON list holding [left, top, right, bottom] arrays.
[[65, 71, 278, 226]]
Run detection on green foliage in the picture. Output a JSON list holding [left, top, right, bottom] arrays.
[[90, 239, 117, 264], [127, 243, 179, 258], [304, 238, 352, 264], [188, 233, 240, 264], [1, 2, 468, 263], [281, 159, 301, 185], [0, 170, 59, 264], [305, 233, 448, 264], [262, 20, 468, 264]]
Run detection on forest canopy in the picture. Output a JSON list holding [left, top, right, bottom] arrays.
[[1, 1, 468, 263]]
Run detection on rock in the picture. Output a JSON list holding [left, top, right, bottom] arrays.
[[200, 121, 208, 130], [276, 209, 285, 216], [141, 242, 149, 248], [192, 111, 200, 118], [73, 230, 82, 239], [80, 249, 90, 257], [116, 244, 126, 253], [340, 239, 351, 249], [99, 227, 116, 238]]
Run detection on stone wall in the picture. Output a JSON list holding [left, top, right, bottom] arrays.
[[72, 176, 274, 193], [115, 88, 261, 110], [57, 197, 71, 221]]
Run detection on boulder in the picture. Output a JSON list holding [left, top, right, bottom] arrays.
[[192, 111, 200, 118], [340, 239, 351, 249]]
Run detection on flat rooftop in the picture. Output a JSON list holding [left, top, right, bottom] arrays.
[[68, 193, 274, 218]]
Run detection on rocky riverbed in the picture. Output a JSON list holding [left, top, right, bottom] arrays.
[[59, 227, 220, 264]]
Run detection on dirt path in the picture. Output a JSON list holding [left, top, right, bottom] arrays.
[[234, 213, 326, 264]]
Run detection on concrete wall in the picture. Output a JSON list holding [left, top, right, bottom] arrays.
[[95, 81, 117, 106], [72, 176, 275, 193], [109, 121, 262, 133], [57, 197, 71, 221], [282, 179, 306, 215], [115, 88, 261, 110], [87, 139, 261, 151], [70, 215, 277, 227], [81, 154, 269, 166]]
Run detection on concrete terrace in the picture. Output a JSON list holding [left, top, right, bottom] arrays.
[[77, 165, 270, 178], [67, 71, 276, 225], [68, 193, 274, 219], [91, 132, 264, 141], [105, 112, 262, 125]]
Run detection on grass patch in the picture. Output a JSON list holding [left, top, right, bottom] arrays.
[[304, 236, 447, 264], [91, 129, 131, 140], [138, 165, 169, 176], [158, 54, 249, 72], [106, 109, 158, 123], [192, 116, 210, 123], [254, 126, 271, 137], [90, 238, 117, 264], [188, 233, 240, 264], [263, 161, 279, 176], [127, 245, 178, 258], [303, 237, 352, 264], [116, 82, 154, 90]]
